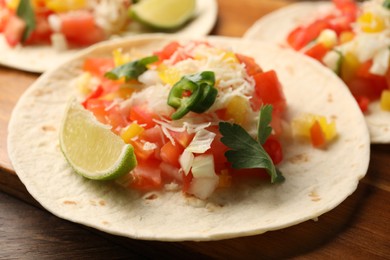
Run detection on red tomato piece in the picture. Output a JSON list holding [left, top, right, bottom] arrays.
[[231, 168, 270, 180], [253, 70, 287, 114], [160, 161, 182, 183], [3, 15, 26, 47], [207, 129, 229, 173], [81, 85, 104, 108], [83, 58, 115, 77], [59, 10, 105, 46], [304, 43, 329, 62], [129, 106, 158, 129], [160, 141, 183, 168], [169, 130, 194, 148], [129, 140, 155, 161], [154, 41, 181, 63], [236, 53, 263, 76], [181, 171, 193, 193], [25, 14, 52, 45], [84, 98, 110, 124], [131, 160, 162, 191], [263, 135, 283, 164], [310, 120, 326, 148], [287, 20, 330, 50], [0, 7, 13, 32], [355, 96, 370, 113]]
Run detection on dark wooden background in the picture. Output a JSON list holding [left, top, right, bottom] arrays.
[[0, 0, 389, 258]]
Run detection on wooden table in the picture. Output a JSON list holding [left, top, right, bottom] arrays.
[[1, 0, 389, 258]]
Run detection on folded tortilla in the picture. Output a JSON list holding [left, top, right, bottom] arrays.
[[8, 34, 370, 241], [0, 0, 217, 73], [244, 1, 390, 144]]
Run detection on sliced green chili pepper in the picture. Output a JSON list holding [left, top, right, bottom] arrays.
[[104, 55, 158, 82], [384, 0, 390, 9], [167, 71, 218, 120]]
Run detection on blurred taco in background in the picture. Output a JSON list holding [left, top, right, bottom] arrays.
[[244, 0, 390, 143]]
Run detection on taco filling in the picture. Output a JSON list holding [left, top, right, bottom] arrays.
[[0, 0, 131, 49], [285, 0, 390, 113], [68, 40, 337, 199]]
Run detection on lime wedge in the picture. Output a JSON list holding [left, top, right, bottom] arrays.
[[130, 0, 196, 30], [60, 99, 137, 180]]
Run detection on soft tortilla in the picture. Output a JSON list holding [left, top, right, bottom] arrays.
[[244, 1, 390, 143], [8, 34, 370, 241], [0, 0, 217, 73]]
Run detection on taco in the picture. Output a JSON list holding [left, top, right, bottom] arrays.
[[244, 0, 390, 143], [0, 0, 217, 73], [8, 35, 370, 241]]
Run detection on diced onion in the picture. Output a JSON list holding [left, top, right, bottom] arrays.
[[185, 129, 216, 153], [191, 154, 216, 178], [179, 150, 194, 175]]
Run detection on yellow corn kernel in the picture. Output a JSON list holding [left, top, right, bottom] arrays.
[[380, 90, 390, 111], [158, 64, 181, 86], [225, 96, 250, 125], [218, 169, 232, 188], [120, 123, 144, 143], [340, 52, 360, 83], [358, 12, 386, 33], [339, 31, 355, 44], [6, 0, 20, 10], [45, 0, 87, 12], [291, 114, 337, 142], [317, 29, 338, 49], [101, 87, 133, 101], [76, 72, 92, 95], [113, 48, 132, 67]]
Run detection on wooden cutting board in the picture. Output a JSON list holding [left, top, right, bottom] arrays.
[[0, 0, 389, 258]]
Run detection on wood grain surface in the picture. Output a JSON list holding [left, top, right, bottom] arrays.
[[0, 0, 389, 259]]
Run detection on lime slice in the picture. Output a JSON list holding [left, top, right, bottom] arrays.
[[130, 0, 196, 30], [60, 99, 137, 180]]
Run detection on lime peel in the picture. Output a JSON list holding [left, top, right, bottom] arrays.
[[130, 0, 196, 30], [60, 99, 137, 181]]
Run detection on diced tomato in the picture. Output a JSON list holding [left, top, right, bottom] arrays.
[[83, 58, 115, 77], [356, 60, 388, 94], [304, 43, 329, 62], [160, 162, 182, 183], [59, 10, 105, 46], [287, 19, 330, 50], [263, 135, 283, 164], [236, 53, 263, 76], [153, 41, 184, 64], [24, 14, 52, 45], [169, 130, 194, 148], [84, 98, 110, 124], [129, 139, 155, 161], [139, 126, 167, 156], [348, 77, 386, 101], [0, 7, 13, 32], [181, 171, 193, 193], [81, 85, 104, 108], [207, 129, 229, 173], [252, 70, 287, 114], [310, 120, 326, 147], [3, 15, 26, 47], [131, 160, 162, 191], [129, 106, 158, 129], [160, 141, 183, 168], [106, 105, 127, 132], [356, 96, 370, 113]]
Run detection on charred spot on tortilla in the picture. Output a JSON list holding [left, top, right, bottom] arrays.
[[63, 200, 77, 205], [42, 125, 56, 132], [288, 153, 309, 164]]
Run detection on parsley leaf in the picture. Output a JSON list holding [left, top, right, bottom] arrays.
[[104, 55, 158, 82], [16, 0, 36, 42], [219, 105, 284, 183], [257, 104, 273, 145]]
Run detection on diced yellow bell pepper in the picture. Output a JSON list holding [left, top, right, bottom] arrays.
[[380, 90, 390, 111], [120, 123, 144, 143], [45, 0, 87, 12], [340, 52, 360, 83], [358, 12, 386, 33], [113, 48, 132, 67], [225, 96, 250, 125], [339, 31, 355, 44], [158, 64, 181, 86], [6, 0, 20, 10], [76, 72, 92, 95], [291, 114, 337, 142]]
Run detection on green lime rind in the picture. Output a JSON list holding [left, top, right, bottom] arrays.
[[129, 0, 196, 30], [59, 99, 137, 181]]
